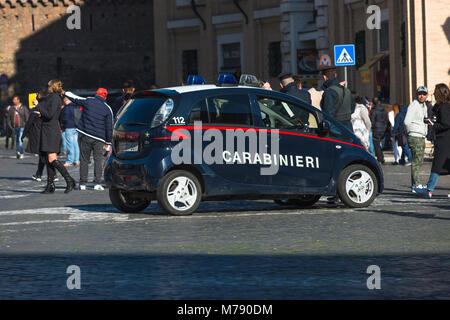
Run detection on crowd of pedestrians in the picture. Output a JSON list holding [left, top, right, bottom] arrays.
[[0, 70, 448, 199], [257, 65, 449, 199]]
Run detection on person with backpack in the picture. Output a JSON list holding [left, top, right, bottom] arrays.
[[319, 64, 355, 205], [319, 67, 355, 132], [60, 97, 80, 167]]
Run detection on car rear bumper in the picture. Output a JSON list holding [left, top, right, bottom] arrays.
[[104, 160, 156, 192]]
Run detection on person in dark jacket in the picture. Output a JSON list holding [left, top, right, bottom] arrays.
[[64, 88, 113, 191], [392, 105, 412, 166], [415, 84, 450, 198], [279, 73, 312, 105], [278, 73, 311, 125], [370, 102, 388, 164], [320, 67, 355, 132], [35, 80, 76, 194], [22, 88, 47, 181], [6, 95, 29, 159], [110, 80, 135, 119]]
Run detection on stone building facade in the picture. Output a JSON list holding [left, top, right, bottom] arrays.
[[153, 0, 321, 89], [0, 0, 155, 102], [327, 0, 450, 105]]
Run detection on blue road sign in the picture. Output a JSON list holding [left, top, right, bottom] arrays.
[[334, 45, 356, 67]]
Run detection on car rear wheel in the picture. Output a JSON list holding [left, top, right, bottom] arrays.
[[109, 188, 151, 213], [157, 170, 202, 216], [337, 164, 378, 208]]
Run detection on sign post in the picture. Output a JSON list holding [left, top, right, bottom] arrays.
[[334, 45, 356, 88]]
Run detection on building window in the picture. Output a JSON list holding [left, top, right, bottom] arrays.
[[217, 33, 243, 73], [355, 31, 366, 69], [268, 42, 281, 77], [378, 20, 389, 52], [182, 50, 198, 82], [221, 43, 241, 71]]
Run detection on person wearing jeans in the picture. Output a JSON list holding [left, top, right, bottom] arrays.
[[65, 128, 80, 166], [64, 88, 113, 191], [415, 84, 450, 198], [6, 96, 29, 159], [60, 98, 80, 166]]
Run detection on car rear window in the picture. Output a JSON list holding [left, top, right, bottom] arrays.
[[115, 97, 167, 126]]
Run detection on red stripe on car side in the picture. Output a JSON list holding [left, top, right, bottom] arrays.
[[156, 126, 365, 149]]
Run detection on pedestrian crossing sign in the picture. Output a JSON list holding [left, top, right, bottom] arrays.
[[334, 45, 356, 66]]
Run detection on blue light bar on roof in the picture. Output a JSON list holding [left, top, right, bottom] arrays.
[[217, 73, 238, 85], [187, 75, 206, 85]]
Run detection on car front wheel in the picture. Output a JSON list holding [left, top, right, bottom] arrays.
[[337, 164, 378, 208], [157, 170, 202, 216]]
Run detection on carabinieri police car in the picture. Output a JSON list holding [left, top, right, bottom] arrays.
[[104, 74, 383, 215]]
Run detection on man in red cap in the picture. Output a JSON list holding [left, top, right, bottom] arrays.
[[64, 88, 113, 191]]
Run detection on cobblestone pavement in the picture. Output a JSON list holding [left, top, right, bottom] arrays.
[[0, 139, 449, 299]]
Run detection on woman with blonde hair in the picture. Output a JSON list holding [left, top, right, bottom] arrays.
[[36, 80, 76, 194]]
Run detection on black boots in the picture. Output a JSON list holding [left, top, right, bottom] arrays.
[[51, 160, 76, 194], [42, 163, 56, 194]]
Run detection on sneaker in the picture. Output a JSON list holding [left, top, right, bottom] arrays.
[[16, 153, 20, 159], [79, 185, 87, 191], [94, 184, 105, 191], [73, 162, 80, 167], [32, 175, 42, 182], [54, 177, 60, 182], [64, 163, 73, 167], [20, 154, 24, 159], [411, 185, 424, 193], [405, 162, 412, 167], [413, 188, 432, 198]]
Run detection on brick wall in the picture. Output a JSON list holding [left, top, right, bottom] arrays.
[[0, 0, 155, 101]]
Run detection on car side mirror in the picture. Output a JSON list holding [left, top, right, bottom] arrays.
[[318, 120, 331, 136]]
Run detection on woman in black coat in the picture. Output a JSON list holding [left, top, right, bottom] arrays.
[[22, 88, 51, 181], [36, 80, 75, 194], [417, 83, 450, 198]]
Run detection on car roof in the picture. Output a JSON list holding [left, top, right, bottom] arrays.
[[161, 85, 266, 94]]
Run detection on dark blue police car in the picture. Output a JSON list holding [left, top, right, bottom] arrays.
[[105, 79, 383, 215]]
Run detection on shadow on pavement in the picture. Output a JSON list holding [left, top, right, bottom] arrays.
[[360, 209, 450, 221], [0, 253, 448, 299]]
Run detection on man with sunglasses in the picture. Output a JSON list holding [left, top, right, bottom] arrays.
[[404, 86, 429, 192]]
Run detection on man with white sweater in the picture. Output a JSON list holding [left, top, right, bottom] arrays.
[[404, 86, 429, 192]]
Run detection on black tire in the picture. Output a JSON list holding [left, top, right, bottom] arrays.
[[157, 170, 202, 216], [337, 164, 378, 208], [288, 195, 322, 207], [109, 188, 151, 213]]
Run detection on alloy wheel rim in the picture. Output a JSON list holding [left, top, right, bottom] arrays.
[[167, 176, 197, 211], [345, 170, 374, 204]]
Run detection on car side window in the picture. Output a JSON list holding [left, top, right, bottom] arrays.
[[256, 96, 318, 132], [189, 99, 209, 123], [206, 94, 253, 126]]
